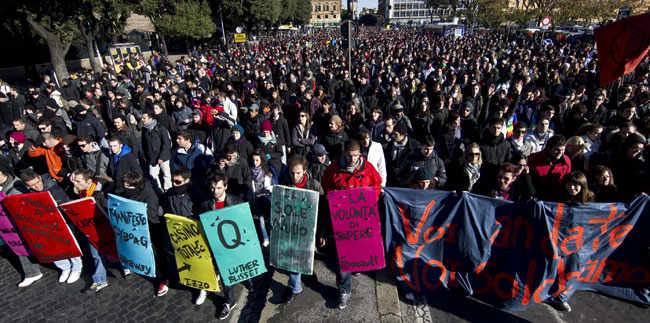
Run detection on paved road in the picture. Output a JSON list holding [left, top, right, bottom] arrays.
[[2, 245, 649, 323]]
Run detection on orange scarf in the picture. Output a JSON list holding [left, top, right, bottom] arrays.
[[80, 181, 97, 198]]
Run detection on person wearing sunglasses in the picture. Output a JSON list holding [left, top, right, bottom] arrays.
[[445, 142, 482, 192], [508, 121, 533, 158]]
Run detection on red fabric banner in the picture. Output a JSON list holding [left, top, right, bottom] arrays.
[[595, 12, 650, 86], [60, 197, 119, 263], [3, 192, 82, 263]]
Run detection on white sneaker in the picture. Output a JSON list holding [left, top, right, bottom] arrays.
[[195, 290, 207, 305], [262, 239, 270, 248], [59, 270, 71, 283], [18, 273, 43, 288], [67, 272, 81, 284]]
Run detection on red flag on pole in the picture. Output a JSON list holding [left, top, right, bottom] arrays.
[[595, 12, 650, 87]]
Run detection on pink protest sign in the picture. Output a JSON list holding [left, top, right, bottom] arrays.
[[328, 187, 385, 272], [0, 193, 33, 256]]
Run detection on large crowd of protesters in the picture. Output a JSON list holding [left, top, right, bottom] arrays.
[[1, 26, 649, 318]]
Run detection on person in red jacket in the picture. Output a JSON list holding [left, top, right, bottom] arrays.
[[321, 139, 382, 309], [322, 139, 382, 199], [527, 135, 571, 201]]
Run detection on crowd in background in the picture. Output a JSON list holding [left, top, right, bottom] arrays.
[[1, 26, 649, 315]]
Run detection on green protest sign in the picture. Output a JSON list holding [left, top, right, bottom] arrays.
[[200, 203, 267, 286], [269, 185, 319, 275]]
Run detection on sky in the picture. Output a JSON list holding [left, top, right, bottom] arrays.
[[343, 0, 378, 10]]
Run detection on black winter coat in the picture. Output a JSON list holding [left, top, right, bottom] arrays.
[[107, 148, 141, 190], [116, 182, 160, 224], [385, 137, 420, 186], [74, 113, 106, 142], [200, 193, 242, 212], [142, 123, 171, 165], [479, 132, 512, 179], [319, 130, 348, 162]]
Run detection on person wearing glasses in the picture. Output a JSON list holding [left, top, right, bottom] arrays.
[[76, 135, 110, 180], [291, 111, 317, 157], [445, 142, 482, 192], [585, 90, 609, 125], [508, 122, 534, 158]]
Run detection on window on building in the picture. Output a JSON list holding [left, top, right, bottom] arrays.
[[316, 5, 321, 11], [333, 14, 337, 18], [317, 15, 321, 19], [325, 15, 329, 19], [325, 5, 329, 11], [333, 5, 336, 11]]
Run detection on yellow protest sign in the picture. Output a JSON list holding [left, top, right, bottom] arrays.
[[234, 33, 246, 43], [165, 214, 220, 292]]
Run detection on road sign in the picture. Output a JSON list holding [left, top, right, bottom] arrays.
[[234, 33, 246, 43], [340, 20, 358, 40], [541, 16, 551, 27], [617, 7, 632, 20]]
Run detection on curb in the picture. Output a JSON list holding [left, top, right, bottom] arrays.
[[375, 267, 402, 323]]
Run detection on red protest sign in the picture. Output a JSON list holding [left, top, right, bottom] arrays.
[[3, 192, 82, 263], [328, 187, 385, 272], [60, 197, 119, 263]]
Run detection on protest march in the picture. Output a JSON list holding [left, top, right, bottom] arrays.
[[0, 10, 650, 320]]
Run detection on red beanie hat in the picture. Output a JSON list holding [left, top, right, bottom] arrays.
[[9, 132, 26, 144], [260, 119, 273, 132]]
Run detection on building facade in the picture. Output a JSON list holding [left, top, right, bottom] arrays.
[[311, 0, 342, 27], [378, 0, 431, 25]]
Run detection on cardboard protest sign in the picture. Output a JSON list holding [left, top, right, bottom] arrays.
[[269, 185, 319, 275], [165, 214, 220, 292], [0, 193, 32, 256], [3, 192, 82, 262], [200, 203, 267, 286], [328, 187, 385, 272], [60, 197, 119, 263], [107, 194, 156, 277]]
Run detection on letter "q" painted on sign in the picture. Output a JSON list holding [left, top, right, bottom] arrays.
[[217, 220, 246, 249]]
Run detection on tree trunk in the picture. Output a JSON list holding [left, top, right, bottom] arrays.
[[160, 35, 169, 56], [25, 16, 71, 80], [80, 23, 101, 73]]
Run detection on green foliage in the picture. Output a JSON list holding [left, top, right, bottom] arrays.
[[279, 0, 298, 24], [156, 1, 215, 39], [474, 0, 508, 28], [359, 14, 378, 26], [293, 0, 312, 25], [509, 8, 536, 27]]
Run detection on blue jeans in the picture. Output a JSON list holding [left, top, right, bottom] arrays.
[[259, 217, 269, 242], [337, 271, 351, 294], [54, 257, 82, 273], [89, 243, 107, 284], [289, 272, 302, 293]]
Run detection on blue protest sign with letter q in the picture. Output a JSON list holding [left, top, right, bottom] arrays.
[[200, 203, 267, 286]]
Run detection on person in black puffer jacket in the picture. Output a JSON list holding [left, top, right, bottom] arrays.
[[479, 117, 512, 181], [319, 115, 348, 162]]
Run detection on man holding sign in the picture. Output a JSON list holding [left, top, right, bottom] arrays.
[[18, 169, 83, 284], [275, 155, 324, 304], [322, 140, 382, 309], [199, 174, 247, 320]]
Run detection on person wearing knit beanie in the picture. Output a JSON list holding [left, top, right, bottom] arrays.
[[9, 132, 26, 144], [261, 119, 273, 133]]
